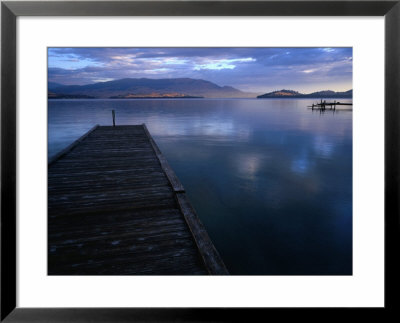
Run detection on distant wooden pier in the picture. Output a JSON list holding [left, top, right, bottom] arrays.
[[308, 99, 353, 111], [48, 125, 228, 275]]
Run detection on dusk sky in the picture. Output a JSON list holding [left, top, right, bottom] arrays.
[[48, 47, 352, 93]]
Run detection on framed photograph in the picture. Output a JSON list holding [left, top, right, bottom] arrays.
[[1, 0, 399, 321]]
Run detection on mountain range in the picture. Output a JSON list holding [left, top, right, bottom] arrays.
[[257, 89, 353, 99], [48, 78, 353, 100], [48, 78, 256, 99]]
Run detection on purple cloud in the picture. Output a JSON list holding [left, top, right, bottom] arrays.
[[48, 47, 352, 93]]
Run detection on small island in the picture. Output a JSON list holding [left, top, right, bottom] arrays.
[[257, 89, 352, 99]]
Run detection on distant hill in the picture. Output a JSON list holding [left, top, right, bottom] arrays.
[[309, 89, 352, 98], [48, 91, 95, 99], [48, 82, 64, 91], [257, 89, 352, 99], [48, 78, 256, 99], [258, 89, 302, 97], [109, 93, 203, 99]]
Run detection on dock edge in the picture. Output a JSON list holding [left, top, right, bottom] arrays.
[[142, 123, 229, 275], [48, 124, 100, 165]]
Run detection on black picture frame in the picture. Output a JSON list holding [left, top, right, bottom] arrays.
[[1, 1, 399, 321]]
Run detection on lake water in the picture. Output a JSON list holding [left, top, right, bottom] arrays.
[[48, 98, 352, 275]]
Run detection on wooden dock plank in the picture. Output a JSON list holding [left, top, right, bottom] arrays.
[[48, 125, 228, 275]]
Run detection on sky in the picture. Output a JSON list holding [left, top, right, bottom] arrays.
[[48, 47, 352, 94]]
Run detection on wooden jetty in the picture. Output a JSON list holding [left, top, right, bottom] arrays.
[[308, 99, 353, 111], [48, 124, 228, 275]]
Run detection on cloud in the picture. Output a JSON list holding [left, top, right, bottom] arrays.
[[194, 58, 256, 70], [48, 47, 352, 92]]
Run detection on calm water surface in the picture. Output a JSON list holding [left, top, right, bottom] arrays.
[[48, 98, 352, 275]]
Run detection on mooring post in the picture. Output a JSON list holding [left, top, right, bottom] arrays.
[[112, 110, 116, 127]]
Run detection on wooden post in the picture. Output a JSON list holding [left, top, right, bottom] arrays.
[[112, 110, 115, 127]]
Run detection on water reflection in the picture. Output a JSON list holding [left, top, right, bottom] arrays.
[[313, 136, 335, 159], [48, 98, 352, 275], [291, 153, 312, 175], [235, 153, 263, 178]]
